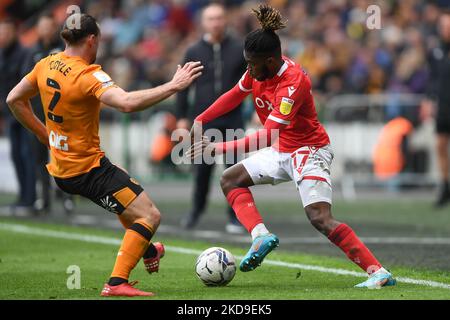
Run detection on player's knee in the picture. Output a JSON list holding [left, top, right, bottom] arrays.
[[147, 205, 161, 228], [305, 204, 334, 235], [131, 201, 161, 229], [220, 169, 237, 193], [309, 216, 327, 234]]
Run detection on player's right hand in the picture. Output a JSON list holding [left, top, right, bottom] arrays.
[[185, 136, 216, 161], [189, 121, 203, 145], [171, 61, 203, 91]]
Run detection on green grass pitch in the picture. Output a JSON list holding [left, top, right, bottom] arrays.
[[0, 217, 449, 300]]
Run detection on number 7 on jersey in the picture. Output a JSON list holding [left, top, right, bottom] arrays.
[[46, 78, 63, 123]]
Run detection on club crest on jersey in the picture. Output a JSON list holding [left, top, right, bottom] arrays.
[[280, 97, 294, 115]]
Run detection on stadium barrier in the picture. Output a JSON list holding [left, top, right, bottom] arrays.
[[324, 93, 437, 199]]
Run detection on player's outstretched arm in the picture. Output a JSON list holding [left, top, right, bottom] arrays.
[[6, 78, 49, 148], [186, 116, 287, 160], [194, 83, 250, 125], [100, 61, 203, 113], [188, 81, 252, 144]]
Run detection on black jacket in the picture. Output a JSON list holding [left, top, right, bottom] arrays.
[[427, 41, 450, 117], [176, 34, 247, 129], [0, 40, 30, 120]]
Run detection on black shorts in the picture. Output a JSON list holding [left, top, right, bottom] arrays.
[[54, 157, 144, 215]]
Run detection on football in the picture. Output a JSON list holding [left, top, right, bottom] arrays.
[[195, 247, 237, 286]]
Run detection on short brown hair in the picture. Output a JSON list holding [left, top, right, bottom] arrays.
[[60, 13, 99, 45]]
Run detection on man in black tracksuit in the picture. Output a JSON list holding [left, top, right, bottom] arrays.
[[429, 10, 450, 207], [24, 13, 74, 213], [176, 3, 247, 232], [0, 18, 35, 213]]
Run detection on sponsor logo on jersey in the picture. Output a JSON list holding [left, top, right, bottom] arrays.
[[49, 130, 69, 151], [100, 195, 119, 214], [280, 97, 294, 115], [255, 97, 274, 111], [93, 71, 112, 83]]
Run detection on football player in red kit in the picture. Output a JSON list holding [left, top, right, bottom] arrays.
[[187, 4, 396, 289]]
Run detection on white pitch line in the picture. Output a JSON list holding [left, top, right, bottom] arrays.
[[360, 237, 450, 245], [259, 237, 450, 245], [67, 215, 450, 245], [1, 222, 450, 290], [158, 226, 450, 246]]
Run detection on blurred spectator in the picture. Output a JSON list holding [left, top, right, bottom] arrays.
[[175, 2, 246, 233], [428, 10, 450, 207], [373, 116, 414, 191], [24, 12, 75, 214], [0, 18, 35, 214], [149, 112, 178, 175], [1, 0, 449, 204], [0, 0, 444, 101], [409, 100, 437, 184], [46, 0, 441, 107]]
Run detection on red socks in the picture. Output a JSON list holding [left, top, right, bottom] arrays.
[[226, 188, 382, 275], [328, 223, 382, 274], [226, 188, 263, 233]]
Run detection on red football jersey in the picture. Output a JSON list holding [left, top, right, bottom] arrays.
[[238, 56, 330, 152]]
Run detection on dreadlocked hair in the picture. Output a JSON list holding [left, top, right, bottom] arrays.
[[245, 4, 287, 57], [253, 4, 286, 32]]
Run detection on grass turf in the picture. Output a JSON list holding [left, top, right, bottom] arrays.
[[0, 218, 449, 300]]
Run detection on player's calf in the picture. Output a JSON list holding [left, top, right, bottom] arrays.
[[305, 201, 396, 285], [220, 164, 254, 195], [120, 193, 161, 230], [105, 193, 161, 293]]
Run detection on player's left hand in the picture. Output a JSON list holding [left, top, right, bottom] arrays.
[[170, 61, 203, 91], [185, 136, 216, 161]]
